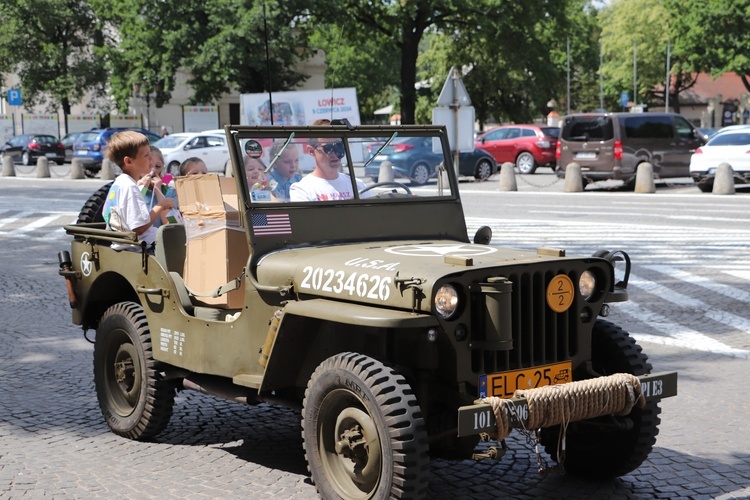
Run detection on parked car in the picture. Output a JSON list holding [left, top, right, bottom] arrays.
[[364, 136, 496, 184], [0, 134, 65, 166], [73, 128, 161, 176], [689, 129, 750, 192], [154, 132, 231, 176], [556, 112, 704, 187], [61, 132, 82, 162], [475, 124, 559, 174]]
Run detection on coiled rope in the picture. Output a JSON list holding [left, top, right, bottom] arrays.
[[481, 373, 646, 442]]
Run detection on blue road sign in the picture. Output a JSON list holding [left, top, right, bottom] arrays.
[[620, 92, 629, 107], [7, 89, 22, 106]]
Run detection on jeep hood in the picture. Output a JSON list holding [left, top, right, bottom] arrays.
[[255, 240, 561, 312]]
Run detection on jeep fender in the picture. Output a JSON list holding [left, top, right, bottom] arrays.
[[259, 299, 438, 396]]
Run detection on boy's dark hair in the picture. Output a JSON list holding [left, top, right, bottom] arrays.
[[107, 131, 149, 168], [179, 157, 204, 176]]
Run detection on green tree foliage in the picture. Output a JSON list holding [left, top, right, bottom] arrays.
[[599, 0, 696, 111], [308, 25, 400, 122], [415, 0, 601, 125], [92, 0, 309, 112], [0, 0, 106, 127], [666, 0, 750, 92]]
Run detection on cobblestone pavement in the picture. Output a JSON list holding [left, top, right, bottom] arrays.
[[2, 176, 750, 499]]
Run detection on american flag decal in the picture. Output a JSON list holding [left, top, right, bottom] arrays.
[[251, 213, 292, 236]]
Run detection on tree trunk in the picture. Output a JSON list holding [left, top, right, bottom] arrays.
[[399, 26, 422, 124]]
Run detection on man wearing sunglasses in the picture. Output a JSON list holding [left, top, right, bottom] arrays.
[[290, 120, 369, 202]]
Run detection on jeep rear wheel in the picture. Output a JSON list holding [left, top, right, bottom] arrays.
[[302, 352, 429, 499], [540, 319, 661, 479], [94, 301, 175, 440], [77, 181, 113, 224]]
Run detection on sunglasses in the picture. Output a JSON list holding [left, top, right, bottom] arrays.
[[315, 141, 345, 159]]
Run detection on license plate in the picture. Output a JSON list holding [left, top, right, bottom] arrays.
[[45, 153, 56, 158], [575, 151, 596, 159], [375, 154, 387, 161], [479, 361, 572, 398]]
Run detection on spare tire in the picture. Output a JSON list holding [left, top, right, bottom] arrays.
[[77, 181, 113, 224]]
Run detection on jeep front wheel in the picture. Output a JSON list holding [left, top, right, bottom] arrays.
[[302, 352, 429, 499], [94, 301, 175, 440], [540, 319, 661, 479]]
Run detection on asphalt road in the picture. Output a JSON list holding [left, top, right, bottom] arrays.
[[1, 169, 750, 499]]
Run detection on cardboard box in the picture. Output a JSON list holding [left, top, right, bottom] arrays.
[[175, 174, 249, 309]]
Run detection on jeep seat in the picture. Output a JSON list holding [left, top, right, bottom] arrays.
[[154, 224, 233, 322]]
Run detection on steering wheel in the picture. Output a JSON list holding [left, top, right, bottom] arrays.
[[359, 181, 412, 195]]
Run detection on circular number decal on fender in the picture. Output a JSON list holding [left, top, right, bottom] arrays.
[[546, 274, 574, 313]]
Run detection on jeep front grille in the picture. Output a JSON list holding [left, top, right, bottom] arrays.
[[471, 270, 578, 374]]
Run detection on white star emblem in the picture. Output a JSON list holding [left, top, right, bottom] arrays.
[[385, 244, 497, 257], [80, 252, 93, 277]]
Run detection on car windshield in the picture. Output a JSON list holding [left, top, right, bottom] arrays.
[[562, 116, 614, 141], [232, 127, 456, 204], [541, 127, 560, 138], [78, 132, 99, 143], [34, 135, 58, 144], [155, 136, 188, 149], [706, 132, 750, 146]]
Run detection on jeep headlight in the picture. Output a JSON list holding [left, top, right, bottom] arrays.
[[579, 270, 596, 301], [435, 284, 459, 319]]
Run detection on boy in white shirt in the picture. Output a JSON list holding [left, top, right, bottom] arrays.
[[102, 131, 174, 251]]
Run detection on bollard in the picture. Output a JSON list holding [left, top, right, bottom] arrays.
[[224, 160, 233, 177], [378, 160, 395, 183], [712, 163, 736, 195], [36, 157, 51, 178], [634, 162, 655, 193], [563, 162, 583, 192], [498, 162, 517, 191], [70, 158, 86, 179], [100, 158, 116, 180], [1, 155, 15, 177]]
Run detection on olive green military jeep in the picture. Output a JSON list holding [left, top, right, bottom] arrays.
[[60, 124, 677, 499]]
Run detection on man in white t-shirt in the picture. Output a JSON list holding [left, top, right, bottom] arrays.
[[290, 121, 367, 202]]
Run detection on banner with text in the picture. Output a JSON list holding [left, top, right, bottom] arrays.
[[110, 115, 142, 128], [67, 115, 100, 133], [240, 88, 360, 126], [183, 106, 219, 132], [0, 115, 15, 145], [22, 115, 59, 137]]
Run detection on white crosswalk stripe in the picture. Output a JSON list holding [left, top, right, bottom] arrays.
[[0, 211, 77, 240]]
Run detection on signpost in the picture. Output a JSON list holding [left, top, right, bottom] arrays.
[[7, 89, 22, 107], [432, 67, 475, 176], [620, 92, 629, 110]]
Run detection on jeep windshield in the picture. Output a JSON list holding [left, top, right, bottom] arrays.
[[228, 125, 457, 204], [225, 124, 468, 255]]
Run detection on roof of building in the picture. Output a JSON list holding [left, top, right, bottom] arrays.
[[679, 72, 749, 105]]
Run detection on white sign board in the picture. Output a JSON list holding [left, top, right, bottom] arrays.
[[183, 105, 219, 132], [240, 88, 361, 126], [432, 107, 476, 153], [110, 115, 142, 128], [0, 115, 15, 145], [67, 115, 100, 133], [22, 114, 59, 137]]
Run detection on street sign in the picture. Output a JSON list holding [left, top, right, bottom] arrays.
[[7, 89, 22, 106], [620, 92, 629, 108], [437, 67, 471, 107]]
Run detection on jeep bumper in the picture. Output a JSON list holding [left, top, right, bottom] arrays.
[[457, 371, 677, 437]]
